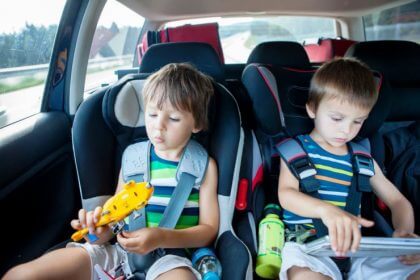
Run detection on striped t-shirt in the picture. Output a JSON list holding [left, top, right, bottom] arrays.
[[145, 147, 200, 229], [282, 134, 354, 229]]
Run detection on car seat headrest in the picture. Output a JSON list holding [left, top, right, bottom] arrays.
[[139, 42, 225, 83], [247, 41, 311, 68], [242, 64, 390, 140], [102, 74, 149, 147], [102, 73, 219, 149], [346, 40, 420, 86], [346, 40, 420, 121], [357, 73, 392, 138]]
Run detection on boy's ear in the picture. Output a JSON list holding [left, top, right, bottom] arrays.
[[306, 103, 316, 119], [192, 127, 202, 134]]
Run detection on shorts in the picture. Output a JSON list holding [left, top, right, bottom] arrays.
[[67, 242, 201, 280], [279, 242, 420, 280]]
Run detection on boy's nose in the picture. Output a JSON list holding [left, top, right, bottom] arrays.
[[155, 117, 166, 130], [340, 122, 351, 134]]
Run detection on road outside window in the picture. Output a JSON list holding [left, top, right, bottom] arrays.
[[0, 0, 66, 128], [166, 16, 336, 63], [364, 1, 420, 43], [83, 0, 144, 96]]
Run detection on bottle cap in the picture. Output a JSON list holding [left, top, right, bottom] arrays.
[[264, 204, 281, 216], [191, 247, 216, 265], [203, 271, 220, 280]]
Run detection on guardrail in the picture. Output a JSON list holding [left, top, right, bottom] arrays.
[[0, 55, 132, 79]]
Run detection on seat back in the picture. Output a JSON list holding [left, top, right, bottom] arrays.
[[138, 23, 224, 64], [233, 42, 314, 260], [346, 40, 420, 233], [304, 37, 357, 63], [73, 42, 252, 279], [244, 41, 390, 164], [240, 41, 392, 248], [243, 42, 314, 155], [346, 40, 420, 122]]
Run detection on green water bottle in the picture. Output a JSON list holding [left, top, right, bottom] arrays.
[[255, 204, 284, 279]]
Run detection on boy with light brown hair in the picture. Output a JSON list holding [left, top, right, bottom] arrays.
[[4, 63, 219, 280], [277, 58, 420, 280]]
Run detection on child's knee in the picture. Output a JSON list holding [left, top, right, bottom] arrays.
[[154, 267, 197, 280], [3, 264, 34, 280], [287, 265, 332, 280]]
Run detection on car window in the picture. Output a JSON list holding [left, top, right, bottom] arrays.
[[363, 1, 420, 42], [83, 0, 144, 95], [166, 16, 336, 63], [0, 0, 66, 128]]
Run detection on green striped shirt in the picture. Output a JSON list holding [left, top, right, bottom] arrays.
[[145, 147, 200, 228]]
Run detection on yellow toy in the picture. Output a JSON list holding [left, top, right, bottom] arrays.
[[71, 181, 153, 242]]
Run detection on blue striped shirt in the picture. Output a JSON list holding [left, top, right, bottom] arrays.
[[282, 135, 354, 228]]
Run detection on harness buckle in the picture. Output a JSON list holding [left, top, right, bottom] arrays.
[[111, 220, 127, 235], [95, 260, 134, 280], [286, 225, 316, 244], [290, 157, 317, 180], [353, 154, 374, 177]]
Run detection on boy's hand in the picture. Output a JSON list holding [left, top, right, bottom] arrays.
[[319, 205, 374, 256], [70, 207, 110, 242], [393, 230, 420, 265], [117, 227, 163, 255]]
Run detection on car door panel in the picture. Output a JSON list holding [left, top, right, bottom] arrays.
[[0, 112, 80, 275]]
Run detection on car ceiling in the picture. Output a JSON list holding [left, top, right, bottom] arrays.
[[118, 0, 414, 21]]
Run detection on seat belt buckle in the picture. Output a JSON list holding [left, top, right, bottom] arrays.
[[111, 220, 127, 235], [286, 225, 316, 244], [290, 157, 317, 180], [95, 261, 134, 280], [290, 157, 319, 194], [354, 155, 375, 177]]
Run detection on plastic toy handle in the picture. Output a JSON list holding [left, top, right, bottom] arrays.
[[71, 228, 89, 242]]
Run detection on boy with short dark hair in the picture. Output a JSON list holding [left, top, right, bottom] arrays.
[[4, 63, 219, 280], [277, 58, 420, 280]]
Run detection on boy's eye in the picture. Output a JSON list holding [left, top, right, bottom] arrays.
[[148, 113, 157, 118], [331, 117, 342, 122], [354, 120, 363, 125], [169, 117, 180, 122]]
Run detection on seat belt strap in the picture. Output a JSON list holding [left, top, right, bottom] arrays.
[[349, 140, 374, 192], [275, 138, 328, 237], [275, 138, 317, 184], [158, 172, 197, 228], [345, 141, 374, 216], [121, 139, 208, 277]]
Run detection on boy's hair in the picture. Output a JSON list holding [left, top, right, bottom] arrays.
[[308, 57, 378, 111], [143, 63, 214, 130]]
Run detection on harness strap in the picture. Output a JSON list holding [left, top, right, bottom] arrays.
[[158, 172, 197, 228], [120, 139, 208, 278], [345, 141, 374, 218], [276, 137, 375, 276], [275, 138, 328, 237]]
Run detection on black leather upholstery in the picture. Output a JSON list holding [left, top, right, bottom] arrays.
[[73, 42, 250, 280], [140, 42, 225, 83], [247, 41, 311, 68], [346, 40, 420, 121], [243, 42, 391, 139]]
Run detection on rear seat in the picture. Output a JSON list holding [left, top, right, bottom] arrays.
[[345, 40, 420, 233], [239, 41, 394, 257], [346, 40, 420, 122], [304, 37, 357, 64], [137, 22, 246, 81], [138, 23, 225, 64], [234, 42, 315, 261]]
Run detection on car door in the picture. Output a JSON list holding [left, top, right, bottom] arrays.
[[0, 0, 87, 274], [0, 0, 145, 275]]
